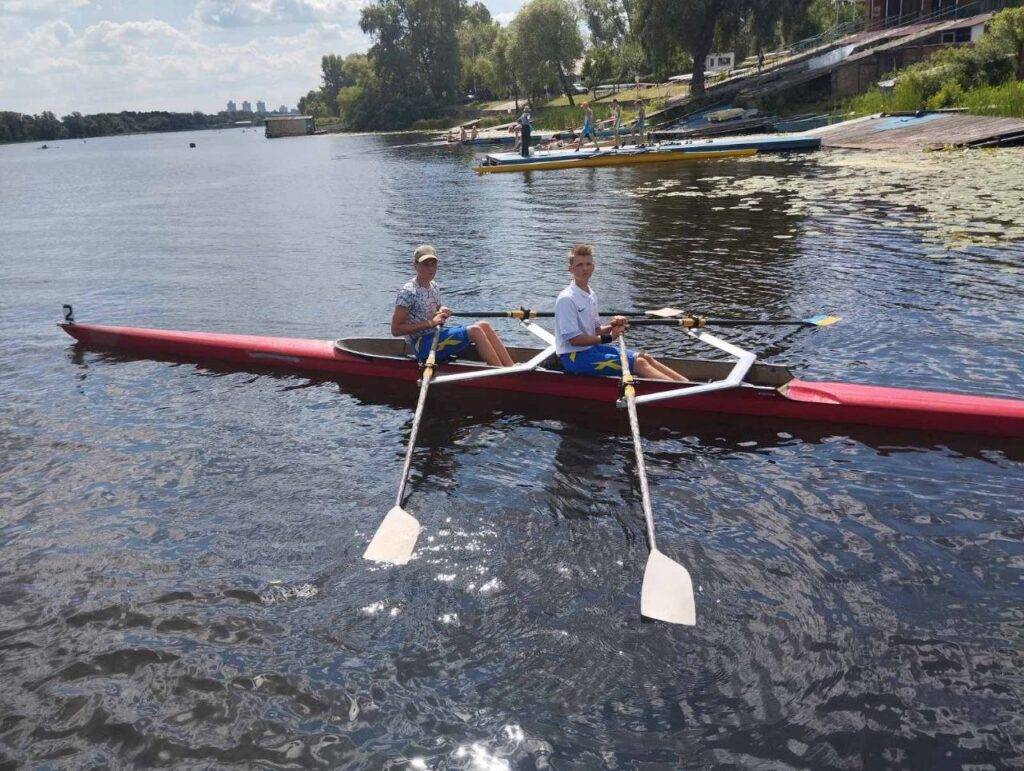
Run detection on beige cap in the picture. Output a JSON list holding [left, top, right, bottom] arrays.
[[413, 244, 438, 263]]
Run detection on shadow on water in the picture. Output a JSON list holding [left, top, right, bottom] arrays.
[[68, 344, 1024, 463]]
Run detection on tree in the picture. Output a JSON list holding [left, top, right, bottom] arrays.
[[988, 6, 1024, 81], [360, 0, 465, 102], [579, 0, 629, 46], [512, 0, 584, 104], [321, 54, 346, 115], [583, 45, 616, 94], [491, 26, 522, 108], [636, 0, 807, 96], [458, 2, 500, 96]]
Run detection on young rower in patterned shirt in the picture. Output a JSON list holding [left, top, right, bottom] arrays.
[[553, 244, 687, 381], [391, 244, 514, 367]]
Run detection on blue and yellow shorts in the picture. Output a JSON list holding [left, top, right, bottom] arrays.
[[413, 326, 471, 362], [560, 344, 637, 376]]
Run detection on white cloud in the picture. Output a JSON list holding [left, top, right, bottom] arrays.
[[192, 0, 365, 28], [0, 15, 369, 114], [0, 0, 91, 16]]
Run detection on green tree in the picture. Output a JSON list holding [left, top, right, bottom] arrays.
[[361, 0, 465, 102], [582, 45, 616, 93], [579, 0, 629, 46], [512, 0, 584, 104], [491, 26, 523, 108], [321, 54, 346, 115], [988, 6, 1024, 80], [298, 89, 330, 117], [635, 0, 807, 96], [458, 2, 500, 96]]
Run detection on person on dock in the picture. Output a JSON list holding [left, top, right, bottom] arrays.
[[517, 107, 532, 157], [630, 102, 646, 146], [392, 245, 514, 368], [553, 245, 687, 382], [574, 103, 601, 153], [611, 99, 622, 149], [757, 49, 765, 72]]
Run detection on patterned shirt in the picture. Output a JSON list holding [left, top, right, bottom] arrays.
[[395, 278, 444, 347]]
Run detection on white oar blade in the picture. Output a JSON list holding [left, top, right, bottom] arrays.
[[363, 506, 420, 565], [640, 548, 696, 625], [646, 307, 685, 318]]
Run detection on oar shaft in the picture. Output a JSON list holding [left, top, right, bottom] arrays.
[[618, 336, 658, 552], [395, 326, 442, 507], [456, 310, 838, 326]]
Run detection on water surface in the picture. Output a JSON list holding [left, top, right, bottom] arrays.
[[1, 130, 1023, 769]]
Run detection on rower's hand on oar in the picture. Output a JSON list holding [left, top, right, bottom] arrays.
[[431, 310, 448, 327]]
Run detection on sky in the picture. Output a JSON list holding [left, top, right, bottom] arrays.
[[0, 0, 526, 116]]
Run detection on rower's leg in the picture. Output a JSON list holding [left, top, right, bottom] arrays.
[[635, 354, 688, 382], [477, 321, 514, 366], [467, 323, 504, 367]]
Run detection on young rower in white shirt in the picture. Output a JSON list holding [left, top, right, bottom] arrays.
[[553, 244, 687, 381]]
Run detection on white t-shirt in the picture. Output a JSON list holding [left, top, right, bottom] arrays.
[[554, 281, 600, 355]]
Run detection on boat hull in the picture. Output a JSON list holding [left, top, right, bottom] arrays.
[[60, 323, 1024, 438], [475, 147, 756, 174]]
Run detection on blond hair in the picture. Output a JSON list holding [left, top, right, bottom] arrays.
[[568, 244, 593, 266]]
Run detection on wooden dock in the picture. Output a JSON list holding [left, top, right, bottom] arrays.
[[812, 112, 1024, 151]]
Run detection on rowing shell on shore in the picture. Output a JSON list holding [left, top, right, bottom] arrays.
[[59, 318, 1024, 438]]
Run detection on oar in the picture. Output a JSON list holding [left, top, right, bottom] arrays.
[[454, 308, 840, 327], [363, 326, 443, 565], [628, 314, 840, 328], [616, 334, 696, 625]]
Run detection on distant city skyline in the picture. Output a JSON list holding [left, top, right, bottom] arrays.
[[0, 0, 527, 116]]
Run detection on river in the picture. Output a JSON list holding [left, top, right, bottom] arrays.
[[1, 128, 1023, 769]]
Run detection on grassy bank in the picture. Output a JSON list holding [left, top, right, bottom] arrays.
[[847, 79, 1024, 119]]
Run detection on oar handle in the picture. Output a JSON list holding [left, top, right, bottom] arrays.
[[454, 308, 552, 319]]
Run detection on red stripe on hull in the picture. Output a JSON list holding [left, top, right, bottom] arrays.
[[60, 323, 1024, 438]]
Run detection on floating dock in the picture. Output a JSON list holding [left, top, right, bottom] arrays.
[[811, 112, 1024, 150], [475, 133, 819, 174]]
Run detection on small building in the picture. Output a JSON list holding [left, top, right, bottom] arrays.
[[705, 52, 735, 74], [264, 115, 315, 138]]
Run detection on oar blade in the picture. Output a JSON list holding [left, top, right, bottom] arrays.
[[640, 548, 696, 625], [645, 307, 685, 318], [363, 506, 420, 565], [803, 314, 841, 326]]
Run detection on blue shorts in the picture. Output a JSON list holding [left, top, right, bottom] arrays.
[[412, 326, 471, 362], [560, 344, 637, 376]]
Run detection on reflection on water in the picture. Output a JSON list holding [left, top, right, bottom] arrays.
[[1, 130, 1023, 768]]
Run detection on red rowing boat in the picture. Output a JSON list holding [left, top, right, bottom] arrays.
[[59, 321, 1024, 438]]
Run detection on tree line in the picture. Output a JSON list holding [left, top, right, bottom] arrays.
[[0, 110, 253, 144], [298, 0, 864, 130]]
